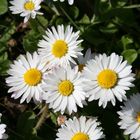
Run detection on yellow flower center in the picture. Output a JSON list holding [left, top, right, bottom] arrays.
[[58, 80, 74, 96], [97, 69, 117, 89], [24, 1, 35, 11], [137, 112, 140, 123], [24, 68, 42, 86], [52, 40, 68, 58], [71, 132, 89, 140], [78, 64, 85, 72]]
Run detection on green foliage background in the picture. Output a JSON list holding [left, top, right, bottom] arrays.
[[0, 0, 140, 140]]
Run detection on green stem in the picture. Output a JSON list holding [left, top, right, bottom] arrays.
[[36, 17, 46, 30], [59, 6, 81, 32], [42, 5, 55, 14], [33, 104, 41, 111], [7, 128, 24, 138], [123, 4, 140, 9], [34, 104, 49, 130]]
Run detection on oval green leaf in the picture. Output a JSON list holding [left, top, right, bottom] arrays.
[[0, 0, 8, 15], [122, 49, 138, 64]]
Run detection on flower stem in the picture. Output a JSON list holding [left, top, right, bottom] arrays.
[[124, 4, 140, 9], [59, 6, 82, 32], [36, 17, 46, 30], [34, 104, 49, 130]]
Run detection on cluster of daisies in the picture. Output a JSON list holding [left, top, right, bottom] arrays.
[[0, 0, 139, 140], [2, 24, 139, 140]]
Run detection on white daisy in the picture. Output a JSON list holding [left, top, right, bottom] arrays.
[[53, 0, 74, 5], [83, 53, 135, 108], [118, 93, 140, 140], [38, 25, 83, 68], [56, 116, 104, 140], [9, 0, 43, 23], [72, 48, 94, 72], [6, 52, 48, 103], [0, 114, 8, 139], [42, 66, 86, 114]]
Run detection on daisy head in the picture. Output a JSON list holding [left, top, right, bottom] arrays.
[[83, 53, 135, 108], [53, 0, 74, 5], [56, 116, 104, 140], [9, 0, 43, 23], [72, 48, 94, 72], [38, 25, 83, 68], [0, 114, 8, 139], [118, 93, 140, 140], [42, 66, 86, 114], [6, 52, 48, 104]]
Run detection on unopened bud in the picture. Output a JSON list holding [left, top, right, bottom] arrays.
[[8, 39, 17, 47], [57, 115, 67, 126]]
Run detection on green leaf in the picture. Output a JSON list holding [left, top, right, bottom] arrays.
[[121, 35, 133, 49], [30, 16, 48, 33], [122, 49, 138, 64], [98, 0, 112, 14], [55, 17, 65, 25], [23, 30, 42, 52], [111, 0, 128, 8], [0, 43, 10, 75], [82, 28, 106, 46], [37, 121, 56, 140], [0, 22, 16, 43], [100, 23, 118, 34], [69, 6, 79, 19], [16, 111, 37, 140], [79, 14, 90, 24], [37, 16, 48, 27], [124, 135, 130, 140], [50, 113, 57, 125], [0, 0, 8, 15]]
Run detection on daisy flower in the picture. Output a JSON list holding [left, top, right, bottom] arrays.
[[42, 66, 86, 114], [38, 25, 83, 68], [6, 52, 48, 103], [9, 0, 43, 23], [118, 93, 140, 140], [0, 114, 8, 139], [72, 48, 94, 72], [56, 116, 104, 140], [53, 0, 74, 5], [83, 53, 135, 108]]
